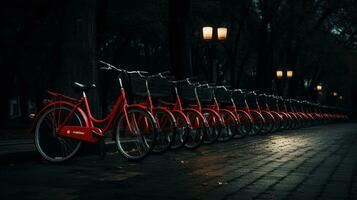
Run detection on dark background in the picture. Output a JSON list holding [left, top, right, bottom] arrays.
[[1, 0, 356, 135]]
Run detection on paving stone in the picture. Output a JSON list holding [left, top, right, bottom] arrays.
[[1, 123, 357, 200]]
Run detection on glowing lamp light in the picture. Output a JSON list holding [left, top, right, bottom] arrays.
[[217, 27, 228, 40], [276, 70, 283, 79], [332, 92, 338, 97], [316, 85, 322, 91], [339, 96, 343, 100], [287, 70, 293, 78], [202, 27, 213, 40]]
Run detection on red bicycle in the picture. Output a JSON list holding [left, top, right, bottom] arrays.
[[233, 90, 264, 136], [125, 70, 178, 153], [146, 72, 191, 150], [204, 85, 239, 142], [215, 86, 251, 139], [161, 78, 208, 149], [178, 79, 223, 144], [32, 63, 158, 163]]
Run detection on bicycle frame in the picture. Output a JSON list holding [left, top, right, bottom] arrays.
[[206, 88, 239, 126], [32, 77, 149, 143]]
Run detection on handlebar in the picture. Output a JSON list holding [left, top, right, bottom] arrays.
[[99, 60, 148, 76], [148, 70, 171, 79]]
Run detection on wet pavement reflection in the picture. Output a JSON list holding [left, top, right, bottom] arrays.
[[1, 123, 357, 200]]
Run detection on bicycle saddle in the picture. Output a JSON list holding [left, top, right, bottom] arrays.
[[73, 82, 96, 91]]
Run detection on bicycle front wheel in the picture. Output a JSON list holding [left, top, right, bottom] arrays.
[[235, 110, 252, 138], [260, 111, 275, 135], [34, 105, 83, 163], [202, 110, 222, 144], [170, 111, 189, 150], [152, 109, 176, 154], [217, 110, 237, 142], [183, 110, 206, 149], [249, 111, 264, 136], [115, 108, 157, 161]]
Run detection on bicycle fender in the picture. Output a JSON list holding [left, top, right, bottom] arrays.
[[201, 108, 224, 125], [153, 107, 177, 125], [127, 104, 150, 110], [219, 109, 239, 122], [182, 108, 209, 127]]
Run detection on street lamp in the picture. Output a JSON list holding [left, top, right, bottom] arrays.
[[217, 27, 228, 40], [276, 70, 283, 79], [286, 70, 293, 78], [332, 92, 338, 97], [201, 26, 228, 83], [202, 26, 213, 40], [316, 84, 322, 91]]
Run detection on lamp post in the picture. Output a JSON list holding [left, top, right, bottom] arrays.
[[275, 69, 293, 97], [201, 26, 228, 83], [315, 84, 323, 103]]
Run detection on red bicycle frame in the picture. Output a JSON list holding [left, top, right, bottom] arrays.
[[32, 80, 149, 143]]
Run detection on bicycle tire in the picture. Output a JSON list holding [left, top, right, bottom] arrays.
[[152, 109, 176, 154], [115, 107, 157, 161], [249, 111, 264, 136], [202, 109, 222, 144], [270, 111, 282, 132], [183, 110, 206, 149], [235, 110, 252, 138], [217, 110, 237, 142], [170, 111, 190, 150], [260, 111, 275, 135], [34, 105, 83, 163]]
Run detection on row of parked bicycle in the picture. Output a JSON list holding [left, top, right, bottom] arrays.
[[32, 61, 349, 163]]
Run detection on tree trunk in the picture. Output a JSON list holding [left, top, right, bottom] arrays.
[[255, 21, 273, 92], [168, 0, 193, 79], [286, 42, 299, 98], [236, 50, 250, 88], [56, 0, 100, 116]]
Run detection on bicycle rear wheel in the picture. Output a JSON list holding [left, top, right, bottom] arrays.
[[115, 108, 157, 161], [34, 105, 83, 163]]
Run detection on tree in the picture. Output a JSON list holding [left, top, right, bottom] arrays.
[[56, 0, 100, 115], [168, 0, 193, 79]]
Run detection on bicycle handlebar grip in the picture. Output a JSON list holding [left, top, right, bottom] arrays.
[[160, 71, 171, 75], [99, 67, 111, 70]]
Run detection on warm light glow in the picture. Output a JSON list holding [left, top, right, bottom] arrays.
[[287, 70, 293, 78], [316, 85, 322, 91], [217, 27, 228, 40], [202, 27, 213, 40], [332, 92, 338, 96], [276, 70, 283, 78]]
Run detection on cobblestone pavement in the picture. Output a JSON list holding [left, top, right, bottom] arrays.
[[1, 123, 357, 200]]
